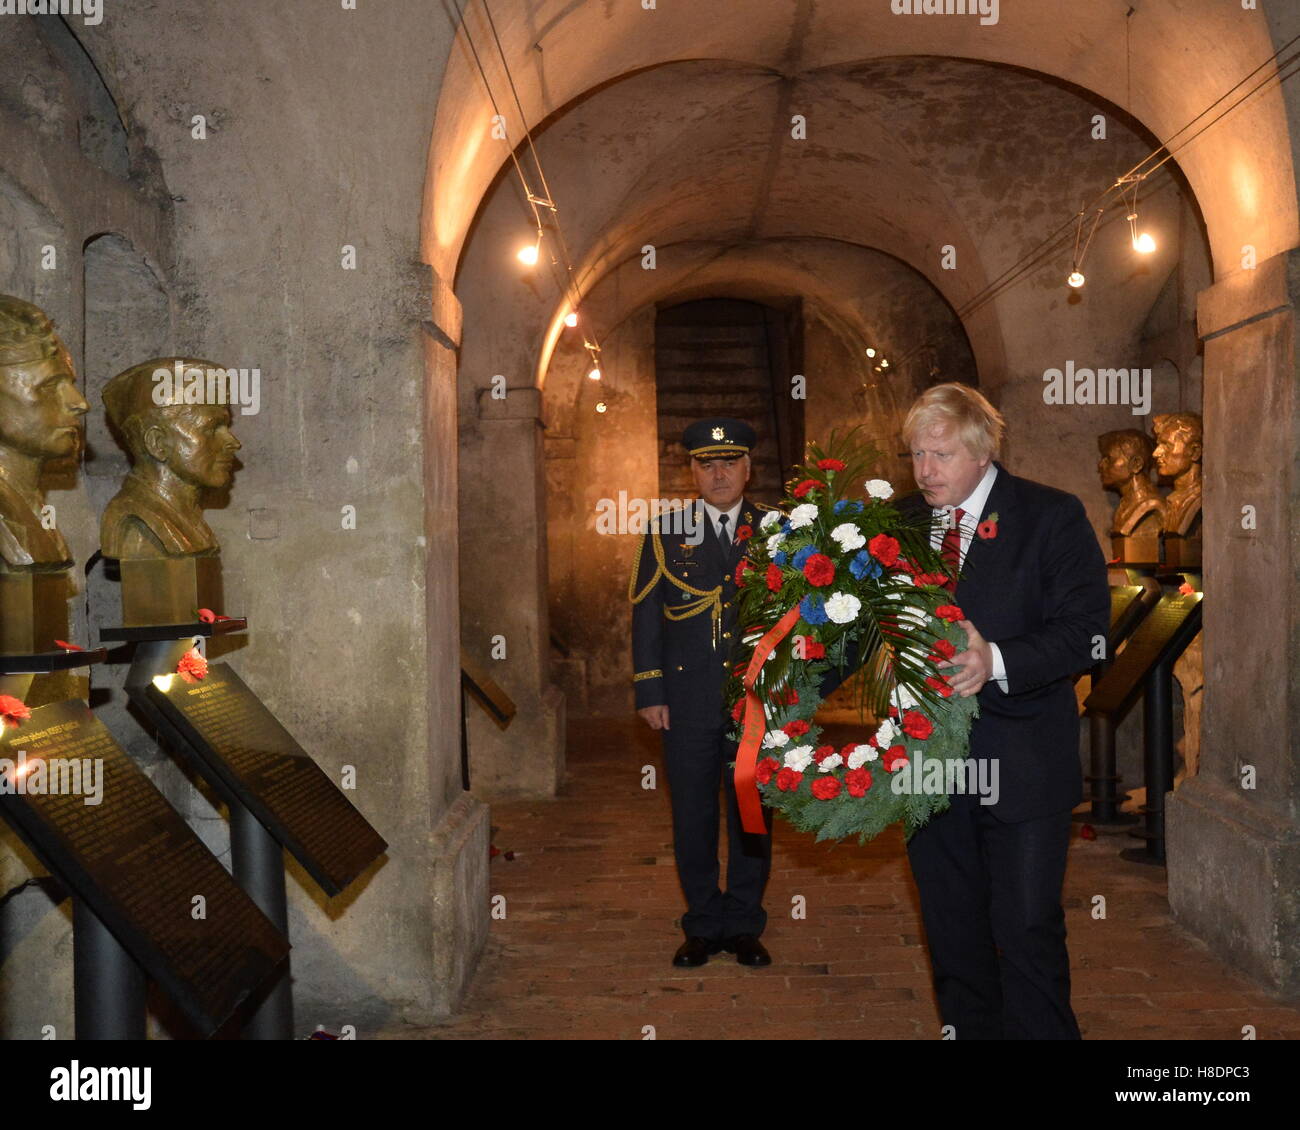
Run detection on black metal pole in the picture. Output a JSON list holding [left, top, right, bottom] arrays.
[[230, 803, 294, 1039], [73, 899, 146, 1039], [1084, 713, 1124, 823], [1123, 656, 1174, 865]]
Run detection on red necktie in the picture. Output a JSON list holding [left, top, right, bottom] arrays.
[[939, 507, 965, 593]]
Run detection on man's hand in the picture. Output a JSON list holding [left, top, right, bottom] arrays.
[[937, 619, 992, 698], [638, 705, 670, 730]]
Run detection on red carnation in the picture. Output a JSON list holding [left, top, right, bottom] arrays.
[[812, 744, 835, 764], [772, 686, 799, 705], [733, 558, 751, 585], [816, 458, 845, 472], [840, 742, 859, 757], [811, 776, 842, 800], [177, 647, 209, 683], [801, 638, 826, 660], [882, 745, 909, 772], [901, 710, 934, 740], [1178, 582, 1195, 596], [868, 534, 900, 567], [765, 563, 783, 592], [845, 767, 873, 797], [783, 719, 810, 738], [792, 478, 819, 499], [731, 698, 746, 722], [803, 553, 836, 587], [925, 674, 953, 698], [932, 638, 957, 659], [776, 768, 804, 792], [934, 604, 964, 622], [735, 525, 753, 542], [888, 705, 899, 719], [0, 694, 32, 727], [756, 757, 780, 785], [866, 734, 879, 748]]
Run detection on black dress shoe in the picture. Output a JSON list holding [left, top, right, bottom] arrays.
[[672, 936, 722, 967], [723, 934, 771, 966]]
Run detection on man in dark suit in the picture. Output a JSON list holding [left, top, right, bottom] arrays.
[[630, 417, 775, 968], [832, 383, 1108, 1038]]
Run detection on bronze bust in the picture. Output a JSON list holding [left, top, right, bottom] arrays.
[[101, 357, 241, 626], [1097, 428, 1163, 537], [1152, 412, 1203, 537]]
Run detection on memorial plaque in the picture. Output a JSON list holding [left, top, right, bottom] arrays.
[[143, 663, 387, 896], [1085, 592, 1203, 719], [1109, 583, 1156, 645], [0, 701, 289, 1036]]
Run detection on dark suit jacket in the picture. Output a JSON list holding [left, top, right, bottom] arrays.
[[630, 498, 769, 728], [828, 463, 1109, 822]]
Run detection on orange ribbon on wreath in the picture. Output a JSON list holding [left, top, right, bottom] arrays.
[[735, 604, 803, 834]]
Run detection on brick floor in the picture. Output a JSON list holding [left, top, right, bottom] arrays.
[[385, 718, 1300, 1041]]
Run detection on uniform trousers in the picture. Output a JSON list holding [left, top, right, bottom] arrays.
[[660, 723, 771, 940]]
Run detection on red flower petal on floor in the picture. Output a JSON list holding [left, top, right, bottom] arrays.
[[882, 745, 909, 772], [845, 767, 873, 797], [816, 458, 845, 472], [803, 553, 836, 587], [792, 479, 820, 498], [901, 710, 934, 740], [811, 776, 842, 800], [1080, 824, 1097, 841], [756, 757, 780, 785], [868, 534, 900, 567], [0, 695, 32, 726]]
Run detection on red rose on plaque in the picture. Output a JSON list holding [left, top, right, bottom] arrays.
[[868, 534, 900, 567], [811, 776, 842, 800], [803, 553, 835, 587], [816, 458, 845, 472], [934, 604, 964, 622], [845, 767, 873, 797], [775, 768, 803, 792], [783, 719, 810, 738], [1178, 582, 1195, 596], [882, 745, 909, 772], [0, 695, 31, 727], [755, 757, 780, 785], [902, 710, 933, 740], [177, 647, 209, 683], [734, 525, 753, 542], [765, 563, 783, 592], [801, 637, 826, 660]]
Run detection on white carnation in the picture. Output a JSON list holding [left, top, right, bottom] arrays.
[[824, 592, 861, 624], [784, 745, 814, 772], [766, 532, 786, 554], [891, 683, 920, 711], [788, 503, 818, 529], [759, 510, 782, 531], [846, 744, 878, 769], [762, 729, 790, 749], [874, 718, 899, 747], [830, 522, 866, 552], [865, 479, 894, 500], [818, 752, 843, 772]]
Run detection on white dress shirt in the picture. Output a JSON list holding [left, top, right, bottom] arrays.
[[930, 463, 1009, 694], [701, 499, 743, 547]]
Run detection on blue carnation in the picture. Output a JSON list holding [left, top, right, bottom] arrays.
[[833, 499, 849, 514], [850, 550, 882, 580], [773, 550, 788, 567], [800, 594, 829, 625], [850, 500, 866, 514], [792, 545, 818, 570]]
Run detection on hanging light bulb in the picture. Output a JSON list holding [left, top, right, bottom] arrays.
[[587, 365, 602, 381], [517, 229, 542, 266], [595, 401, 608, 414], [865, 347, 877, 358], [880, 358, 889, 369], [564, 312, 578, 328], [1068, 270, 1086, 288], [1132, 232, 1156, 254]]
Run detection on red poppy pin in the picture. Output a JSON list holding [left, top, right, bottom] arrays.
[[976, 511, 999, 540], [734, 524, 752, 543]]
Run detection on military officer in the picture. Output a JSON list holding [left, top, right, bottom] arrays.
[[629, 417, 774, 968]]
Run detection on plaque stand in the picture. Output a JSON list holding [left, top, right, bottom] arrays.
[[110, 621, 294, 1041], [1, 647, 145, 1040]]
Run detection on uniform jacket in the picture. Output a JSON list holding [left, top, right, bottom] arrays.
[[630, 497, 774, 728]]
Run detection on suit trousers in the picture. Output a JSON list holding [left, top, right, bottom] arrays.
[[905, 789, 1080, 1040], [660, 724, 771, 940]]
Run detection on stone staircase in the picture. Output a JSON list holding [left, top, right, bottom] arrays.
[[655, 299, 788, 506]]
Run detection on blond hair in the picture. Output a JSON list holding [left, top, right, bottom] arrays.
[[903, 383, 1004, 460]]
